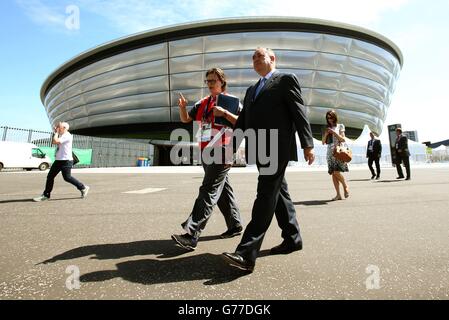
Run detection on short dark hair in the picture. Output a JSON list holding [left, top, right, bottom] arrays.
[[205, 68, 227, 91], [325, 110, 338, 127]]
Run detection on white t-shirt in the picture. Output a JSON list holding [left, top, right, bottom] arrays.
[[55, 132, 73, 161]]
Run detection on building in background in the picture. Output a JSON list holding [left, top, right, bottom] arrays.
[[403, 130, 419, 142], [40, 17, 403, 165]]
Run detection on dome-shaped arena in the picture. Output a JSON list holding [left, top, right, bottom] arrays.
[[41, 16, 402, 163]]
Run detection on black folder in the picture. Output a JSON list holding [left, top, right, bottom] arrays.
[[214, 94, 240, 127]]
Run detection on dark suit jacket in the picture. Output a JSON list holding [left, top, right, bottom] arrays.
[[366, 139, 382, 158], [234, 71, 314, 165], [396, 135, 410, 157]]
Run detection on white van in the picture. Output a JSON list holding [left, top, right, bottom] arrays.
[[0, 141, 52, 171]]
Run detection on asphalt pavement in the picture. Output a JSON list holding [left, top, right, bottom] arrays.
[[1, 164, 448, 299]]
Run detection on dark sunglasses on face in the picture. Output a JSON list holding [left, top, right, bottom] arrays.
[[204, 79, 217, 84]]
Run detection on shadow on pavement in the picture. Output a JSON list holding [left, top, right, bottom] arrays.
[[349, 179, 372, 182], [0, 197, 82, 204], [0, 198, 35, 204], [39, 239, 198, 264], [376, 180, 404, 183], [294, 200, 331, 206], [79, 253, 249, 286], [199, 235, 223, 242]]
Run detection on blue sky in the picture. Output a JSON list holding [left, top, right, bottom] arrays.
[[1, 0, 448, 142]]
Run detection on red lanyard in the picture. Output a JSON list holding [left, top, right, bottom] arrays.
[[202, 96, 216, 121]]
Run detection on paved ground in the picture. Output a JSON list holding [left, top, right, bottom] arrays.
[[1, 165, 449, 299]]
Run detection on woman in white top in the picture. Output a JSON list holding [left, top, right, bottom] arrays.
[[322, 110, 349, 201]]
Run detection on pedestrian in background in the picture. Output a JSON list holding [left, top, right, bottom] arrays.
[[322, 110, 349, 201], [395, 127, 411, 180], [33, 122, 89, 202], [366, 131, 382, 180]]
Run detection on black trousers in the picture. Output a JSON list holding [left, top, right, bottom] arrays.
[[182, 163, 242, 239], [396, 154, 411, 179], [367, 155, 381, 177], [43, 160, 85, 198], [235, 162, 301, 263]]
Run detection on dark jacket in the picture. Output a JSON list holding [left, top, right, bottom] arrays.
[[366, 139, 382, 158], [395, 135, 410, 157], [234, 71, 314, 165]]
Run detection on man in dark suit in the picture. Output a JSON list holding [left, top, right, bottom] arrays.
[[222, 48, 315, 272], [366, 132, 382, 180], [395, 128, 411, 180]]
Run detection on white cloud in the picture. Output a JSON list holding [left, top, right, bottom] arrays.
[[16, 0, 66, 29], [240, 0, 409, 27], [75, 0, 410, 34], [17, 0, 411, 34], [381, 19, 449, 142], [76, 0, 221, 34]]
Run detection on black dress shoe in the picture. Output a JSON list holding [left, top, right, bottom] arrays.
[[371, 175, 376, 180], [270, 241, 302, 255], [222, 252, 254, 272], [220, 225, 243, 239], [405, 177, 411, 180], [171, 233, 198, 251], [396, 176, 404, 179]]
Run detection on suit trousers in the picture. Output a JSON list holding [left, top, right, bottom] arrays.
[[235, 162, 302, 263], [367, 155, 381, 177], [396, 154, 411, 178], [182, 163, 242, 239]]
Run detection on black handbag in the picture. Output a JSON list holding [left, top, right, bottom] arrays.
[[72, 152, 80, 165]]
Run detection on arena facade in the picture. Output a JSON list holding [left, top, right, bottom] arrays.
[[41, 17, 403, 164]]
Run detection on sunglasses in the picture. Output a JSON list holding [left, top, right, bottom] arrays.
[[204, 79, 218, 85]]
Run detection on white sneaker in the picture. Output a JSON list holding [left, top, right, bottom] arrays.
[[81, 186, 90, 199], [33, 195, 49, 202]]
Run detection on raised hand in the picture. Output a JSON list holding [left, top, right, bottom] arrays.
[[178, 92, 188, 109]]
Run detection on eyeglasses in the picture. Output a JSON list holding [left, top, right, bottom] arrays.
[[204, 79, 217, 85]]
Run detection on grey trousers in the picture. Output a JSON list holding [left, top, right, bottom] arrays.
[[182, 163, 242, 239]]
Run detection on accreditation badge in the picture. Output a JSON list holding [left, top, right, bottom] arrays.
[[201, 122, 212, 142]]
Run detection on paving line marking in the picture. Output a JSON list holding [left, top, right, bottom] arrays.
[[122, 188, 167, 194]]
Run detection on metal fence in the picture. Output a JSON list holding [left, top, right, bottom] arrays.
[[0, 126, 153, 168]]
